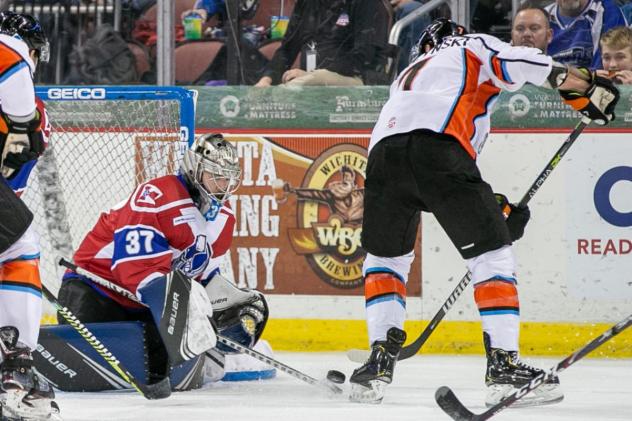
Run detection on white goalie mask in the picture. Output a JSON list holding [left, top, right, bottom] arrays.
[[182, 134, 241, 215]]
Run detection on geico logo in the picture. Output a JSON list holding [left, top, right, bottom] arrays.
[[47, 88, 107, 100], [593, 166, 632, 227]]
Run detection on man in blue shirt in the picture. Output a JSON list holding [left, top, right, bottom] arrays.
[[545, 0, 627, 69]]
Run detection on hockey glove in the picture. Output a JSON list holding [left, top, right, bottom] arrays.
[[0, 111, 45, 178], [558, 68, 619, 125], [204, 273, 269, 353], [495, 193, 530, 242]]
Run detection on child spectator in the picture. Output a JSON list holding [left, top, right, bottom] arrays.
[[597, 26, 632, 83]]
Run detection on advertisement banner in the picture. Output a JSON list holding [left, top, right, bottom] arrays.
[[217, 134, 422, 297], [567, 135, 632, 299]]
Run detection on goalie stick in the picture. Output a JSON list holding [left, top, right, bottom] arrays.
[[58, 258, 343, 395], [38, 283, 172, 400], [348, 117, 591, 363], [435, 312, 632, 420]]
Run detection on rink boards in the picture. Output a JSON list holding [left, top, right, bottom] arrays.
[[35, 103, 631, 357]]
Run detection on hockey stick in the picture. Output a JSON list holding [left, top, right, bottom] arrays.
[[58, 258, 343, 395], [348, 117, 591, 363], [436, 312, 632, 420], [37, 283, 171, 400]]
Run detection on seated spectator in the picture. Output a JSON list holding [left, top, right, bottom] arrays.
[[511, 3, 553, 52], [545, 0, 626, 69], [597, 26, 632, 84], [254, 0, 392, 87], [391, 0, 431, 73]]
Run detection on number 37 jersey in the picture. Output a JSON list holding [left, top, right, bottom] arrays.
[[69, 174, 235, 308], [370, 34, 553, 159]]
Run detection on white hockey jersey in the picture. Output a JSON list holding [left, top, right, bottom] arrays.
[[370, 34, 553, 158]]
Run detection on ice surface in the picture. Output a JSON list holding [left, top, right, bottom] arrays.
[[57, 353, 632, 421]]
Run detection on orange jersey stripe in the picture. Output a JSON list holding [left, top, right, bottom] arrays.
[[474, 279, 519, 310], [443, 49, 482, 158], [0, 259, 42, 289], [490, 55, 512, 83], [0, 43, 24, 76], [364, 272, 407, 301]]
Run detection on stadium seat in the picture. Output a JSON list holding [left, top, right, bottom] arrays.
[[258, 39, 300, 68], [175, 40, 224, 84], [127, 41, 151, 80]]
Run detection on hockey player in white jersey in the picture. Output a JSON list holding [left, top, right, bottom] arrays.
[[0, 11, 60, 421], [350, 19, 619, 405]]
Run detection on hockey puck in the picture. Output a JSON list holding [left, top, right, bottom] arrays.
[[326, 370, 346, 384]]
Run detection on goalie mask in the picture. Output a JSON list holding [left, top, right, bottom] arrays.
[[182, 133, 241, 217], [410, 18, 467, 62], [0, 12, 50, 63]]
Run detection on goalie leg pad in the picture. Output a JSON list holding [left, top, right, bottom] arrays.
[[138, 271, 216, 366]]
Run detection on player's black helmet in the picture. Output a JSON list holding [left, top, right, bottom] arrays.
[[410, 18, 467, 62], [0, 12, 49, 63]]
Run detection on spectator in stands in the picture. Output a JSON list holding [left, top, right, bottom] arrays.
[[545, 0, 627, 69], [511, 3, 553, 52], [391, 0, 431, 73], [597, 26, 632, 84], [254, 0, 392, 87]]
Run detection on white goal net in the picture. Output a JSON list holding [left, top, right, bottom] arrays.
[[21, 87, 195, 318]]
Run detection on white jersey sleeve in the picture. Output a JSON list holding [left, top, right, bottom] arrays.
[[469, 34, 552, 91], [0, 34, 36, 119]]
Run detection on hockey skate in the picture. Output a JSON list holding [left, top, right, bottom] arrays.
[[349, 327, 406, 404], [0, 327, 61, 421], [484, 334, 563, 408]]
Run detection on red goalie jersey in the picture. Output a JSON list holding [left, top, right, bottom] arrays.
[[68, 174, 235, 308]]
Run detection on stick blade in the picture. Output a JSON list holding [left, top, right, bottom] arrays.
[[141, 377, 172, 400], [435, 386, 476, 421]]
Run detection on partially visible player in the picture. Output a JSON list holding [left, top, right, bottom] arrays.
[[0, 11, 60, 421], [58, 133, 269, 384], [349, 18, 619, 405]]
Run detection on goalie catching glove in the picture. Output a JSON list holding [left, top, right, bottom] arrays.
[[558, 68, 619, 125], [204, 272, 268, 354]]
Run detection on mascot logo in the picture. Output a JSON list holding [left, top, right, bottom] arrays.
[[273, 144, 367, 288], [173, 235, 210, 278]]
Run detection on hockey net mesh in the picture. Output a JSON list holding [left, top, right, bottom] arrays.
[[21, 98, 183, 313]]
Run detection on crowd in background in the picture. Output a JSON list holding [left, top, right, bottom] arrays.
[[3, 0, 632, 85]]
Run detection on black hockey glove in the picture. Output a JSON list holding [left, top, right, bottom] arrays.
[[558, 68, 619, 125], [495, 193, 530, 242]]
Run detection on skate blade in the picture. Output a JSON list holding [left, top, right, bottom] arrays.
[[485, 383, 564, 408], [349, 381, 386, 404], [1, 390, 56, 421]]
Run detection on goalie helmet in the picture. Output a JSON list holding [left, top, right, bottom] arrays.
[[182, 133, 241, 215], [0, 12, 49, 63], [409, 18, 467, 63]]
